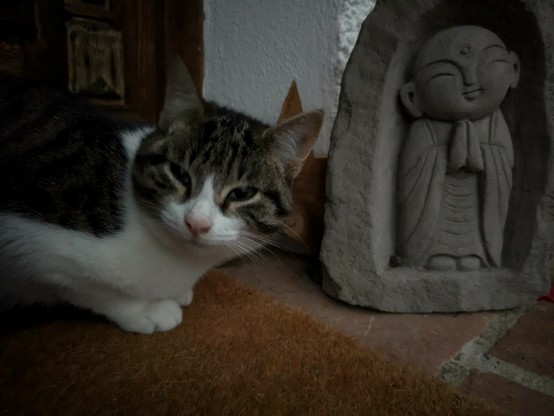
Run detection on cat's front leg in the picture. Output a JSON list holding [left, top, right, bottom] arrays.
[[104, 298, 183, 334], [68, 288, 183, 334], [175, 289, 194, 307]]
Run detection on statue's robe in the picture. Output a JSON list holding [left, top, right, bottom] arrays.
[[397, 110, 513, 268]]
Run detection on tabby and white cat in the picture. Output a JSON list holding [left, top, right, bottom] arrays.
[[0, 59, 323, 334]]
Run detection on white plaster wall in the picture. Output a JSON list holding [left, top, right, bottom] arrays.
[[203, 0, 376, 155]]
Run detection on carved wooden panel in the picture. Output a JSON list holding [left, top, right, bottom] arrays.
[[0, 0, 203, 122], [0, 42, 23, 76], [64, 0, 110, 15], [0, 0, 35, 78], [66, 17, 124, 105]]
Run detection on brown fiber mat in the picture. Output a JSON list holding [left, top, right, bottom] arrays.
[[0, 270, 503, 416]]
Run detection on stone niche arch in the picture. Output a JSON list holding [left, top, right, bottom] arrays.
[[320, 0, 554, 312]]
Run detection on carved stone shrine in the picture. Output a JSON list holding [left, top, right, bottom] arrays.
[[320, 0, 554, 312]]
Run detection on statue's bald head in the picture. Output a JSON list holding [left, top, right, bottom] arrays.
[[413, 26, 507, 76], [400, 25, 520, 121]]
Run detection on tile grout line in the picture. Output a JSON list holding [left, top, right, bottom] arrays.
[[361, 316, 375, 341], [436, 307, 554, 396], [476, 355, 554, 396]]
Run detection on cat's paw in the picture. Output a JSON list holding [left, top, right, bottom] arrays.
[[176, 290, 194, 307], [111, 299, 183, 334]]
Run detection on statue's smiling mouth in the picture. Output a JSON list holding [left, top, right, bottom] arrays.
[[463, 88, 484, 101]]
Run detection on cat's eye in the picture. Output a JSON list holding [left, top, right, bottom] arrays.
[[169, 163, 191, 187], [225, 187, 258, 203]]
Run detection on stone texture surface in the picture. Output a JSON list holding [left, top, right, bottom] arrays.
[[490, 301, 554, 378], [460, 370, 554, 416], [320, 0, 554, 312]]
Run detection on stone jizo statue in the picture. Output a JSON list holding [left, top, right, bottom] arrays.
[[398, 25, 520, 271]]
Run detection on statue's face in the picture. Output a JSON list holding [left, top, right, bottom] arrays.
[[409, 26, 519, 121]]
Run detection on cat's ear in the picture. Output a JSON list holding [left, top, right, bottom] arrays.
[[266, 110, 324, 178], [159, 57, 203, 131]]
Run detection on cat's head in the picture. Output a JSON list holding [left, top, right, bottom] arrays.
[[132, 58, 323, 253]]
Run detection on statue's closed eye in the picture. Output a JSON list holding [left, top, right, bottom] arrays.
[[487, 58, 510, 66], [425, 72, 456, 85]]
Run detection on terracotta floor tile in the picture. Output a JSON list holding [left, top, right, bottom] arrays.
[[362, 312, 494, 376], [490, 301, 554, 378], [460, 370, 554, 416], [220, 251, 494, 376], [219, 253, 375, 342]]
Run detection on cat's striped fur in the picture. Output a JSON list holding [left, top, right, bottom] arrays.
[[0, 76, 128, 235], [0, 59, 323, 333], [133, 104, 296, 234]]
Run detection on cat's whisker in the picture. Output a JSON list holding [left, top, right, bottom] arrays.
[[239, 230, 284, 246], [275, 221, 310, 248], [234, 239, 266, 259], [240, 230, 294, 254], [226, 242, 245, 260], [237, 235, 270, 251], [239, 231, 274, 244], [228, 243, 259, 264], [238, 235, 280, 262], [232, 239, 272, 265]]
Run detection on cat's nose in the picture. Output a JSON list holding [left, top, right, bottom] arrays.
[[185, 216, 212, 235]]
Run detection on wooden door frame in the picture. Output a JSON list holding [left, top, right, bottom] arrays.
[[122, 0, 203, 123]]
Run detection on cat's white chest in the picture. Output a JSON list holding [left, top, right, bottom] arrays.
[[97, 213, 226, 299], [0, 127, 233, 306], [0, 211, 225, 303]]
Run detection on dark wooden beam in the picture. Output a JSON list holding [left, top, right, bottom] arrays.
[[164, 0, 204, 94]]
